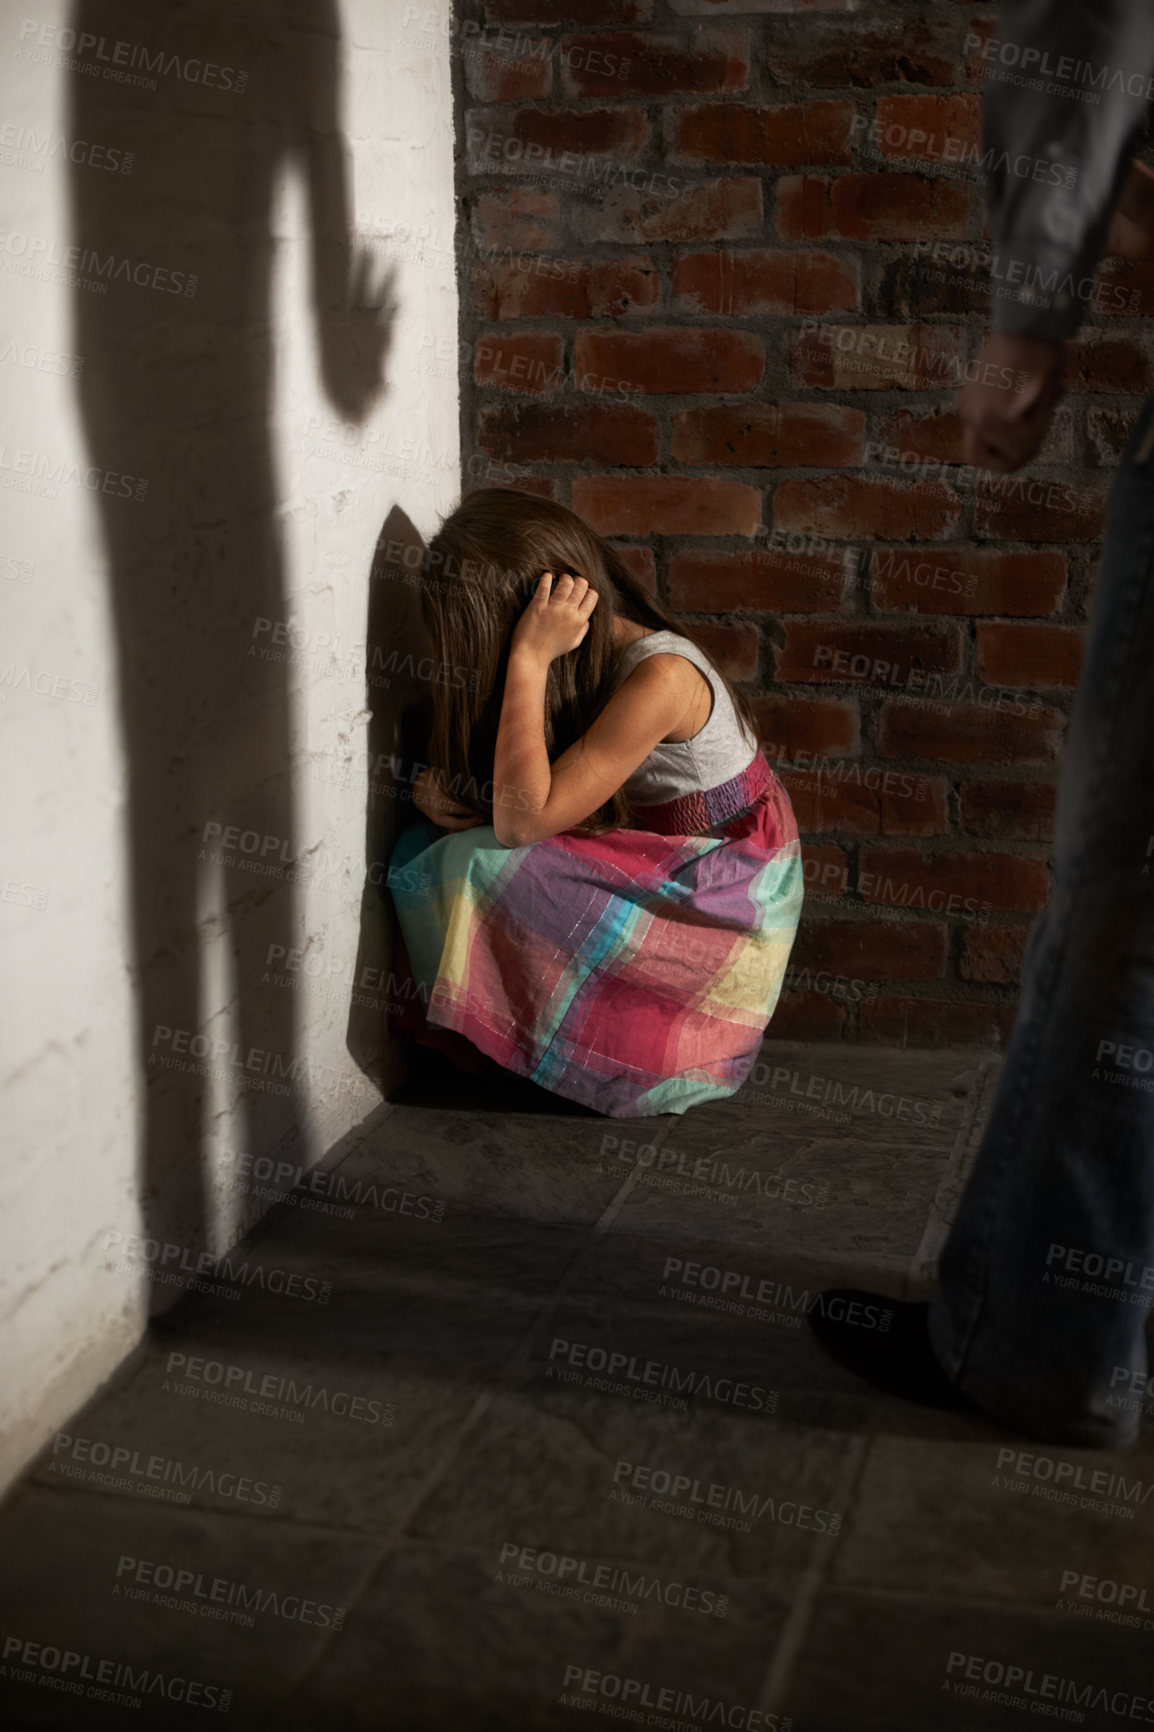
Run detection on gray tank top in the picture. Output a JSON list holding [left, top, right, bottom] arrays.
[[613, 630, 759, 805]]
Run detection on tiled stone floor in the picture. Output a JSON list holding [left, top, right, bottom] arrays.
[[1, 1042, 1150, 1730]]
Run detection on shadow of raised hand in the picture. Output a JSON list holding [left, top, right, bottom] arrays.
[[319, 247, 397, 423]]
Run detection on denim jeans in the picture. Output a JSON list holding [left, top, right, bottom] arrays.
[[928, 394, 1154, 1448]]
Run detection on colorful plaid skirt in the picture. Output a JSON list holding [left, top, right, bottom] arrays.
[[385, 750, 803, 1118]]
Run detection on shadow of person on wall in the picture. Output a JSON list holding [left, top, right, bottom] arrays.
[[69, 0, 393, 1296]]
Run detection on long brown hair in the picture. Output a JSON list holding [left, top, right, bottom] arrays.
[[419, 488, 758, 834]]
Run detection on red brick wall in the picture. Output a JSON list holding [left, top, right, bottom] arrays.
[[453, 1, 1149, 1047]]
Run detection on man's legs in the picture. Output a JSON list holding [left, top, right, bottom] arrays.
[[928, 393, 1154, 1446]]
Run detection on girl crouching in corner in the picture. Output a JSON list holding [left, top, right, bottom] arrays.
[[386, 489, 803, 1119]]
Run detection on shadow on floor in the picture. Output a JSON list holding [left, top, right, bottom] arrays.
[[1, 1041, 1150, 1732], [389, 1042, 602, 1117]]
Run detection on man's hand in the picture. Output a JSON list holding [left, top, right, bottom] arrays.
[[1106, 159, 1154, 262], [959, 332, 1065, 473], [510, 572, 599, 666], [412, 767, 483, 832]]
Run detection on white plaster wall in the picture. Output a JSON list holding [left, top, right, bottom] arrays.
[[0, 0, 458, 1491]]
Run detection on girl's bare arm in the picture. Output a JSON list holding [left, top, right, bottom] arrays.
[[492, 572, 703, 847]]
